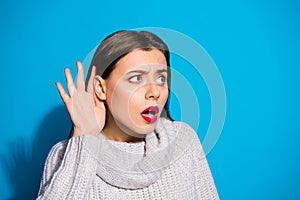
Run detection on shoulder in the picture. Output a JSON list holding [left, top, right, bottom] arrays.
[[173, 120, 197, 135], [159, 117, 201, 151], [172, 120, 202, 148], [169, 119, 205, 155], [159, 117, 196, 133], [162, 118, 198, 140]]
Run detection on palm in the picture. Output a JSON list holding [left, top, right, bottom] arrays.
[[56, 61, 105, 136]]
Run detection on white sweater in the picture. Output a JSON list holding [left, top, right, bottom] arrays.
[[37, 118, 219, 199]]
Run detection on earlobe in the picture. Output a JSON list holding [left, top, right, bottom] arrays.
[[94, 75, 106, 100]]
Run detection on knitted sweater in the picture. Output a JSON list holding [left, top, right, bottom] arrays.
[[37, 118, 219, 199]]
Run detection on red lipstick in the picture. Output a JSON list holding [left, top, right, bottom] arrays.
[[141, 106, 159, 123]]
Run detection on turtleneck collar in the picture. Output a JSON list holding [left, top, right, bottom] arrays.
[[93, 117, 194, 189]]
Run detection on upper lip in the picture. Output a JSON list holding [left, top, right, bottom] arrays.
[[141, 106, 159, 115]]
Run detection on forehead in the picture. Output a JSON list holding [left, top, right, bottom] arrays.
[[114, 49, 167, 74]]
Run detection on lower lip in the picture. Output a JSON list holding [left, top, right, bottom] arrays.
[[141, 114, 158, 123]]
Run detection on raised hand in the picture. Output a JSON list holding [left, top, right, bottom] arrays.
[[56, 61, 106, 137]]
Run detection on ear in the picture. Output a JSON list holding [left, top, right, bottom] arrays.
[[94, 75, 106, 100]]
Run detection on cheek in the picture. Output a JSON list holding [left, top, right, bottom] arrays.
[[108, 83, 139, 120], [128, 90, 145, 115], [110, 89, 129, 113]]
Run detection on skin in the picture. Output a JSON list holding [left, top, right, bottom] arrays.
[[57, 49, 169, 143], [96, 49, 169, 142]]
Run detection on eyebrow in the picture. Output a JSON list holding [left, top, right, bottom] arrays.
[[156, 69, 168, 74], [126, 70, 149, 75], [126, 68, 168, 75]]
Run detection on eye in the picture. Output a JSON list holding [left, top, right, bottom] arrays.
[[129, 75, 142, 83], [156, 75, 166, 85]]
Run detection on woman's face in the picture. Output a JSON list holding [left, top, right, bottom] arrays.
[[105, 49, 169, 135]]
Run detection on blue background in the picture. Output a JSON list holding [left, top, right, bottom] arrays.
[[1, 0, 299, 199]]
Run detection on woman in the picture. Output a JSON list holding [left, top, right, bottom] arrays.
[[37, 30, 219, 199]]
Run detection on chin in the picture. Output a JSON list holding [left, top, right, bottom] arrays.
[[136, 125, 156, 134], [115, 120, 157, 138]]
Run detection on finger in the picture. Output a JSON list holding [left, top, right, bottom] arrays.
[[87, 66, 96, 93], [56, 82, 70, 104], [76, 61, 85, 91], [65, 68, 75, 96]]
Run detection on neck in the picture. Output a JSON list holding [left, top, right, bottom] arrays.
[[102, 111, 144, 143]]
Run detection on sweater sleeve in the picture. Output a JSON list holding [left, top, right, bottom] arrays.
[[37, 134, 102, 200]]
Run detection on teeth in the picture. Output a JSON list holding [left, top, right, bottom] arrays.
[[142, 111, 156, 118], [142, 110, 156, 115], [149, 110, 156, 115]]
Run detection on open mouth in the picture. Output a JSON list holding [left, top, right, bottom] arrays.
[[141, 106, 159, 123]]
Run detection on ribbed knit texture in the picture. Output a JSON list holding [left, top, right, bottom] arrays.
[[37, 118, 219, 199]]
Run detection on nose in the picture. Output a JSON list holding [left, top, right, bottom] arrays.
[[145, 84, 160, 100]]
